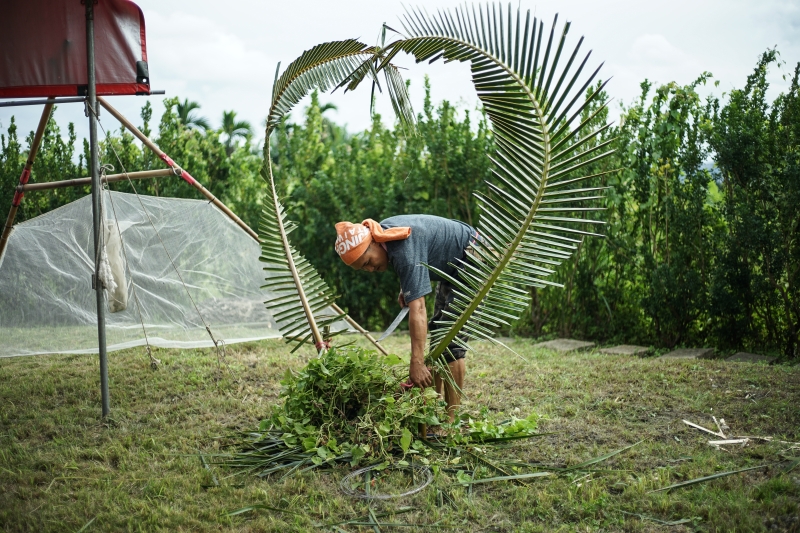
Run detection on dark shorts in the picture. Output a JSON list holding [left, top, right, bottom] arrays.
[[428, 280, 467, 364]]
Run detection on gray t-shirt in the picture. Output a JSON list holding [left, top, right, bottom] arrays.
[[381, 214, 475, 303]]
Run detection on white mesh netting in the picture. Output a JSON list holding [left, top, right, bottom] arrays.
[[0, 190, 342, 357]]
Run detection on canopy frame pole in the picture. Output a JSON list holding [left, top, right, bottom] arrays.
[[97, 97, 388, 355], [0, 97, 87, 108], [97, 96, 258, 241], [19, 168, 176, 192], [86, 0, 110, 418], [0, 100, 54, 260]]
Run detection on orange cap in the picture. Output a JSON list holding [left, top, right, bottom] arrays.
[[334, 219, 411, 265]]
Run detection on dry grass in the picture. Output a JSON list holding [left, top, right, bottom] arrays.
[[1, 335, 798, 532]]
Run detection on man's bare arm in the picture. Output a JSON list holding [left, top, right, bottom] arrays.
[[407, 296, 432, 388]]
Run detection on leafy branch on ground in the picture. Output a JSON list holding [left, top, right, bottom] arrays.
[[211, 347, 543, 478]]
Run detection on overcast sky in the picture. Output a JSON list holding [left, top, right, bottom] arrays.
[[2, 0, 798, 151]]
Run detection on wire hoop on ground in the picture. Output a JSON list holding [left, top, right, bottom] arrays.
[[339, 463, 432, 500]]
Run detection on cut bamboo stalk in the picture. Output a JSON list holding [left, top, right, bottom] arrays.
[[0, 100, 54, 259], [683, 419, 726, 439], [708, 439, 749, 446]]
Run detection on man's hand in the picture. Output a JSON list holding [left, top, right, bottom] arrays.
[[409, 360, 432, 388], [398, 289, 406, 308]]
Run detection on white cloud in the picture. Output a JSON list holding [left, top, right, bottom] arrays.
[[2, 0, 799, 154], [145, 11, 273, 85], [628, 34, 693, 68]]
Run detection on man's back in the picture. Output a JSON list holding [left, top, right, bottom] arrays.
[[381, 214, 474, 303]]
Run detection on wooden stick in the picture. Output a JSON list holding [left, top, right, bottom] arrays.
[[0, 100, 55, 260], [683, 419, 726, 439], [331, 303, 388, 355], [708, 439, 749, 446], [20, 169, 176, 192], [734, 436, 800, 446]]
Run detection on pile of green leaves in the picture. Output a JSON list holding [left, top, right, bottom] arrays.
[[273, 347, 443, 462], [215, 347, 543, 478]]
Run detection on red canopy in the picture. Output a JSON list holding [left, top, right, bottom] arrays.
[[0, 0, 150, 98]]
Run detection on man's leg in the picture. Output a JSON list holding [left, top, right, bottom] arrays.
[[430, 281, 468, 424], [430, 282, 448, 399], [442, 358, 465, 423]]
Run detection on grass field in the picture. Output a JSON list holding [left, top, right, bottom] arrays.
[[1, 335, 798, 532]]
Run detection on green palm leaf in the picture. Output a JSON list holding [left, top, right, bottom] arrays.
[[260, 40, 413, 353], [267, 40, 383, 135], [261, 40, 379, 352], [376, 3, 615, 360], [259, 166, 344, 353]]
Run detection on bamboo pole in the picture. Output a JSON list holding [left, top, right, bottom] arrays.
[[190, 183, 258, 241], [97, 97, 258, 242], [19, 169, 176, 192], [331, 303, 388, 355], [0, 100, 54, 260], [97, 97, 387, 354]]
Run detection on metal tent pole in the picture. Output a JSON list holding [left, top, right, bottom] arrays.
[[86, 0, 110, 417], [19, 168, 176, 192]]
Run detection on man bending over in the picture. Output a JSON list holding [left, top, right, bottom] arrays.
[[334, 215, 475, 423]]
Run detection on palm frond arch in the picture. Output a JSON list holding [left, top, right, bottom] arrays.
[[258, 4, 615, 360], [375, 4, 616, 360]]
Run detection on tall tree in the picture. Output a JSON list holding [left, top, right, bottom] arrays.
[[220, 110, 253, 155], [711, 51, 800, 357], [175, 99, 211, 131]]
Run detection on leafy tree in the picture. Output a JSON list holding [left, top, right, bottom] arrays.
[[220, 111, 253, 155], [175, 98, 211, 131], [710, 51, 800, 357], [1, 51, 797, 358], [0, 117, 24, 212], [625, 75, 721, 348], [0, 109, 86, 221]]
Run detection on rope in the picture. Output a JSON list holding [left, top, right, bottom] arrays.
[[99, 163, 160, 369], [339, 463, 432, 500], [315, 340, 332, 351], [89, 102, 230, 373]]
